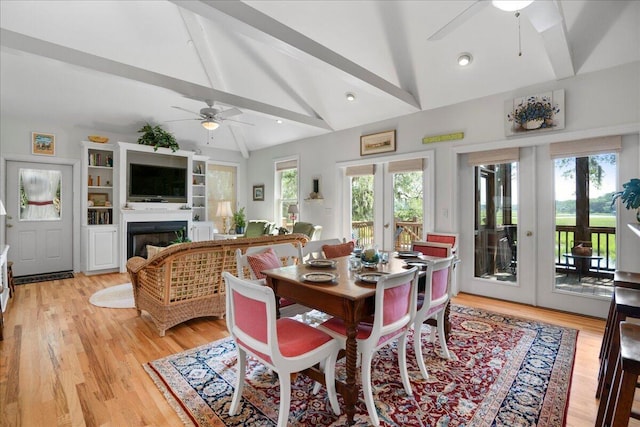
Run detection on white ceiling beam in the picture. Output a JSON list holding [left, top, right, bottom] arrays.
[[528, 0, 574, 80], [178, 8, 225, 90], [172, 0, 421, 110], [0, 28, 332, 131], [228, 125, 250, 159]]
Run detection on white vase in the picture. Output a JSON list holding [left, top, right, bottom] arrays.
[[524, 119, 544, 130]]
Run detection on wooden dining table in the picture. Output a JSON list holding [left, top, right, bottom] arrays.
[[263, 252, 449, 426]]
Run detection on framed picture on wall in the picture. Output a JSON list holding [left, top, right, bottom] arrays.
[[360, 130, 396, 156], [253, 184, 264, 201], [32, 132, 56, 156]]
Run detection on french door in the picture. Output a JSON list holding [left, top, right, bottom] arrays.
[[342, 152, 434, 252]]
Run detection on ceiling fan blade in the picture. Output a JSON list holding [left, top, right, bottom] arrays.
[[224, 117, 255, 126], [165, 118, 200, 123], [217, 107, 242, 119], [171, 105, 202, 117], [524, 0, 563, 33], [427, 0, 489, 41]]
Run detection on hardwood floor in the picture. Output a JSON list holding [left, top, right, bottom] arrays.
[[0, 272, 621, 426]]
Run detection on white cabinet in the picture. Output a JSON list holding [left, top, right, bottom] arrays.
[[87, 226, 118, 271], [191, 221, 214, 242], [82, 141, 119, 272], [192, 155, 208, 222]]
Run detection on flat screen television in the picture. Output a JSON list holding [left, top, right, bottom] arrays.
[[128, 163, 187, 203]]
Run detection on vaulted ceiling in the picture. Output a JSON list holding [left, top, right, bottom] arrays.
[[1, 1, 638, 157]]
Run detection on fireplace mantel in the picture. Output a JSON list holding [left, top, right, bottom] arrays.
[[119, 209, 192, 272]]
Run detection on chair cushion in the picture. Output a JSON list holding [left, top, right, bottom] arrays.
[[276, 318, 334, 357], [247, 248, 282, 279], [322, 241, 354, 258]]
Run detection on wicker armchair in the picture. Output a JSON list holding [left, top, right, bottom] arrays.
[[126, 233, 309, 336]]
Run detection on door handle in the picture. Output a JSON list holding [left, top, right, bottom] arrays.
[[384, 223, 390, 229], [526, 231, 533, 236], [6, 224, 13, 228]]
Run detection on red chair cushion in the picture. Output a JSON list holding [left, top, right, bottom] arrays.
[[322, 241, 355, 258], [247, 248, 282, 279]]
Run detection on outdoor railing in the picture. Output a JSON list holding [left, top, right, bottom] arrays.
[[555, 225, 616, 274], [351, 220, 422, 250]]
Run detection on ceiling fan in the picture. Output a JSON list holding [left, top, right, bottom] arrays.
[[168, 100, 254, 130], [427, 0, 563, 41]]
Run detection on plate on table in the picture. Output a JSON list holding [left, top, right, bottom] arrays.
[[397, 250, 422, 258], [306, 259, 336, 268], [301, 272, 338, 283], [355, 272, 386, 284]]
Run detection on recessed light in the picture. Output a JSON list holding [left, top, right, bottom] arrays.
[[346, 93, 356, 102], [276, 119, 283, 124], [457, 53, 473, 66], [492, 0, 534, 12]]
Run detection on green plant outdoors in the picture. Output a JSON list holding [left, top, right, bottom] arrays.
[[137, 123, 180, 152], [233, 207, 246, 229]]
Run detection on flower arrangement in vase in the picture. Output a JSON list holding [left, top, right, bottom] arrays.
[[507, 95, 560, 131]]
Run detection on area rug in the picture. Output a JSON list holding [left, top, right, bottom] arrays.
[[89, 283, 135, 308], [144, 305, 577, 426], [13, 270, 74, 285]]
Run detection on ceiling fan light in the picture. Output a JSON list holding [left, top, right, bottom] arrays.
[[346, 92, 356, 102], [201, 119, 220, 130], [492, 0, 534, 12], [457, 53, 473, 66]]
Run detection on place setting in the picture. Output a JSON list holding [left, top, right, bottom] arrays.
[[305, 259, 337, 269], [300, 271, 339, 284]]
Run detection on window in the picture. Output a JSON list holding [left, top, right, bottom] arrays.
[[207, 164, 237, 232], [275, 159, 298, 228]]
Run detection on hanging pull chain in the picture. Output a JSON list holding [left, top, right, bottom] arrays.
[[516, 11, 522, 57]]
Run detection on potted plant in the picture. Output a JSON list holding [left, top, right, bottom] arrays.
[[233, 207, 246, 234], [137, 123, 180, 152], [611, 178, 640, 222], [507, 95, 560, 130]]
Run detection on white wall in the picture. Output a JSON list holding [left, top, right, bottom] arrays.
[[247, 62, 640, 242]]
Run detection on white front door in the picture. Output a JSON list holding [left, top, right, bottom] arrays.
[[5, 161, 73, 276]]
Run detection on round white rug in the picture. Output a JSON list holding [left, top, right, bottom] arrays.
[[89, 283, 135, 308]]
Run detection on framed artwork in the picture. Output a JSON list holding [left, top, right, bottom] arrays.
[[253, 184, 264, 201], [360, 130, 396, 156], [505, 89, 565, 136], [88, 193, 108, 206], [32, 132, 55, 156]]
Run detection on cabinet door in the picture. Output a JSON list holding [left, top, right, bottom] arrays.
[[192, 223, 213, 242], [88, 227, 118, 270]]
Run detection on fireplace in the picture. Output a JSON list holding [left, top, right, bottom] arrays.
[[127, 221, 188, 259]]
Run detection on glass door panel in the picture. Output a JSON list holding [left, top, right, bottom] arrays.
[[392, 170, 423, 250], [474, 162, 518, 283], [351, 174, 374, 247]]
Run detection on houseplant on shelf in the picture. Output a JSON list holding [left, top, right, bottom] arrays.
[[137, 123, 180, 152], [507, 95, 560, 130], [611, 178, 640, 222], [233, 207, 246, 235]]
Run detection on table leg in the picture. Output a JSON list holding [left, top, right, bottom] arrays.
[[344, 322, 358, 425]]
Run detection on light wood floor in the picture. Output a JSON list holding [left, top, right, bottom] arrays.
[[0, 272, 620, 426]]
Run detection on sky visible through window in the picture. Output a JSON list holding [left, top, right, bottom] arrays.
[[554, 158, 616, 201]]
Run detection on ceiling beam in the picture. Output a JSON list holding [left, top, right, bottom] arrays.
[[527, 0, 574, 80], [0, 28, 332, 131], [172, 0, 421, 110], [228, 125, 250, 159]]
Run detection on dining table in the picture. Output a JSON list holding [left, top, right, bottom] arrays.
[[262, 252, 449, 426]]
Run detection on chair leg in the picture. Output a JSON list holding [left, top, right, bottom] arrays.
[[436, 310, 451, 359], [229, 347, 246, 416], [414, 321, 430, 380], [398, 333, 413, 397], [360, 352, 380, 427], [324, 349, 341, 415], [277, 373, 292, 427]]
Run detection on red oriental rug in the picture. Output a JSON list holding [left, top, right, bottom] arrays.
[[145, 305, 577, 426]]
